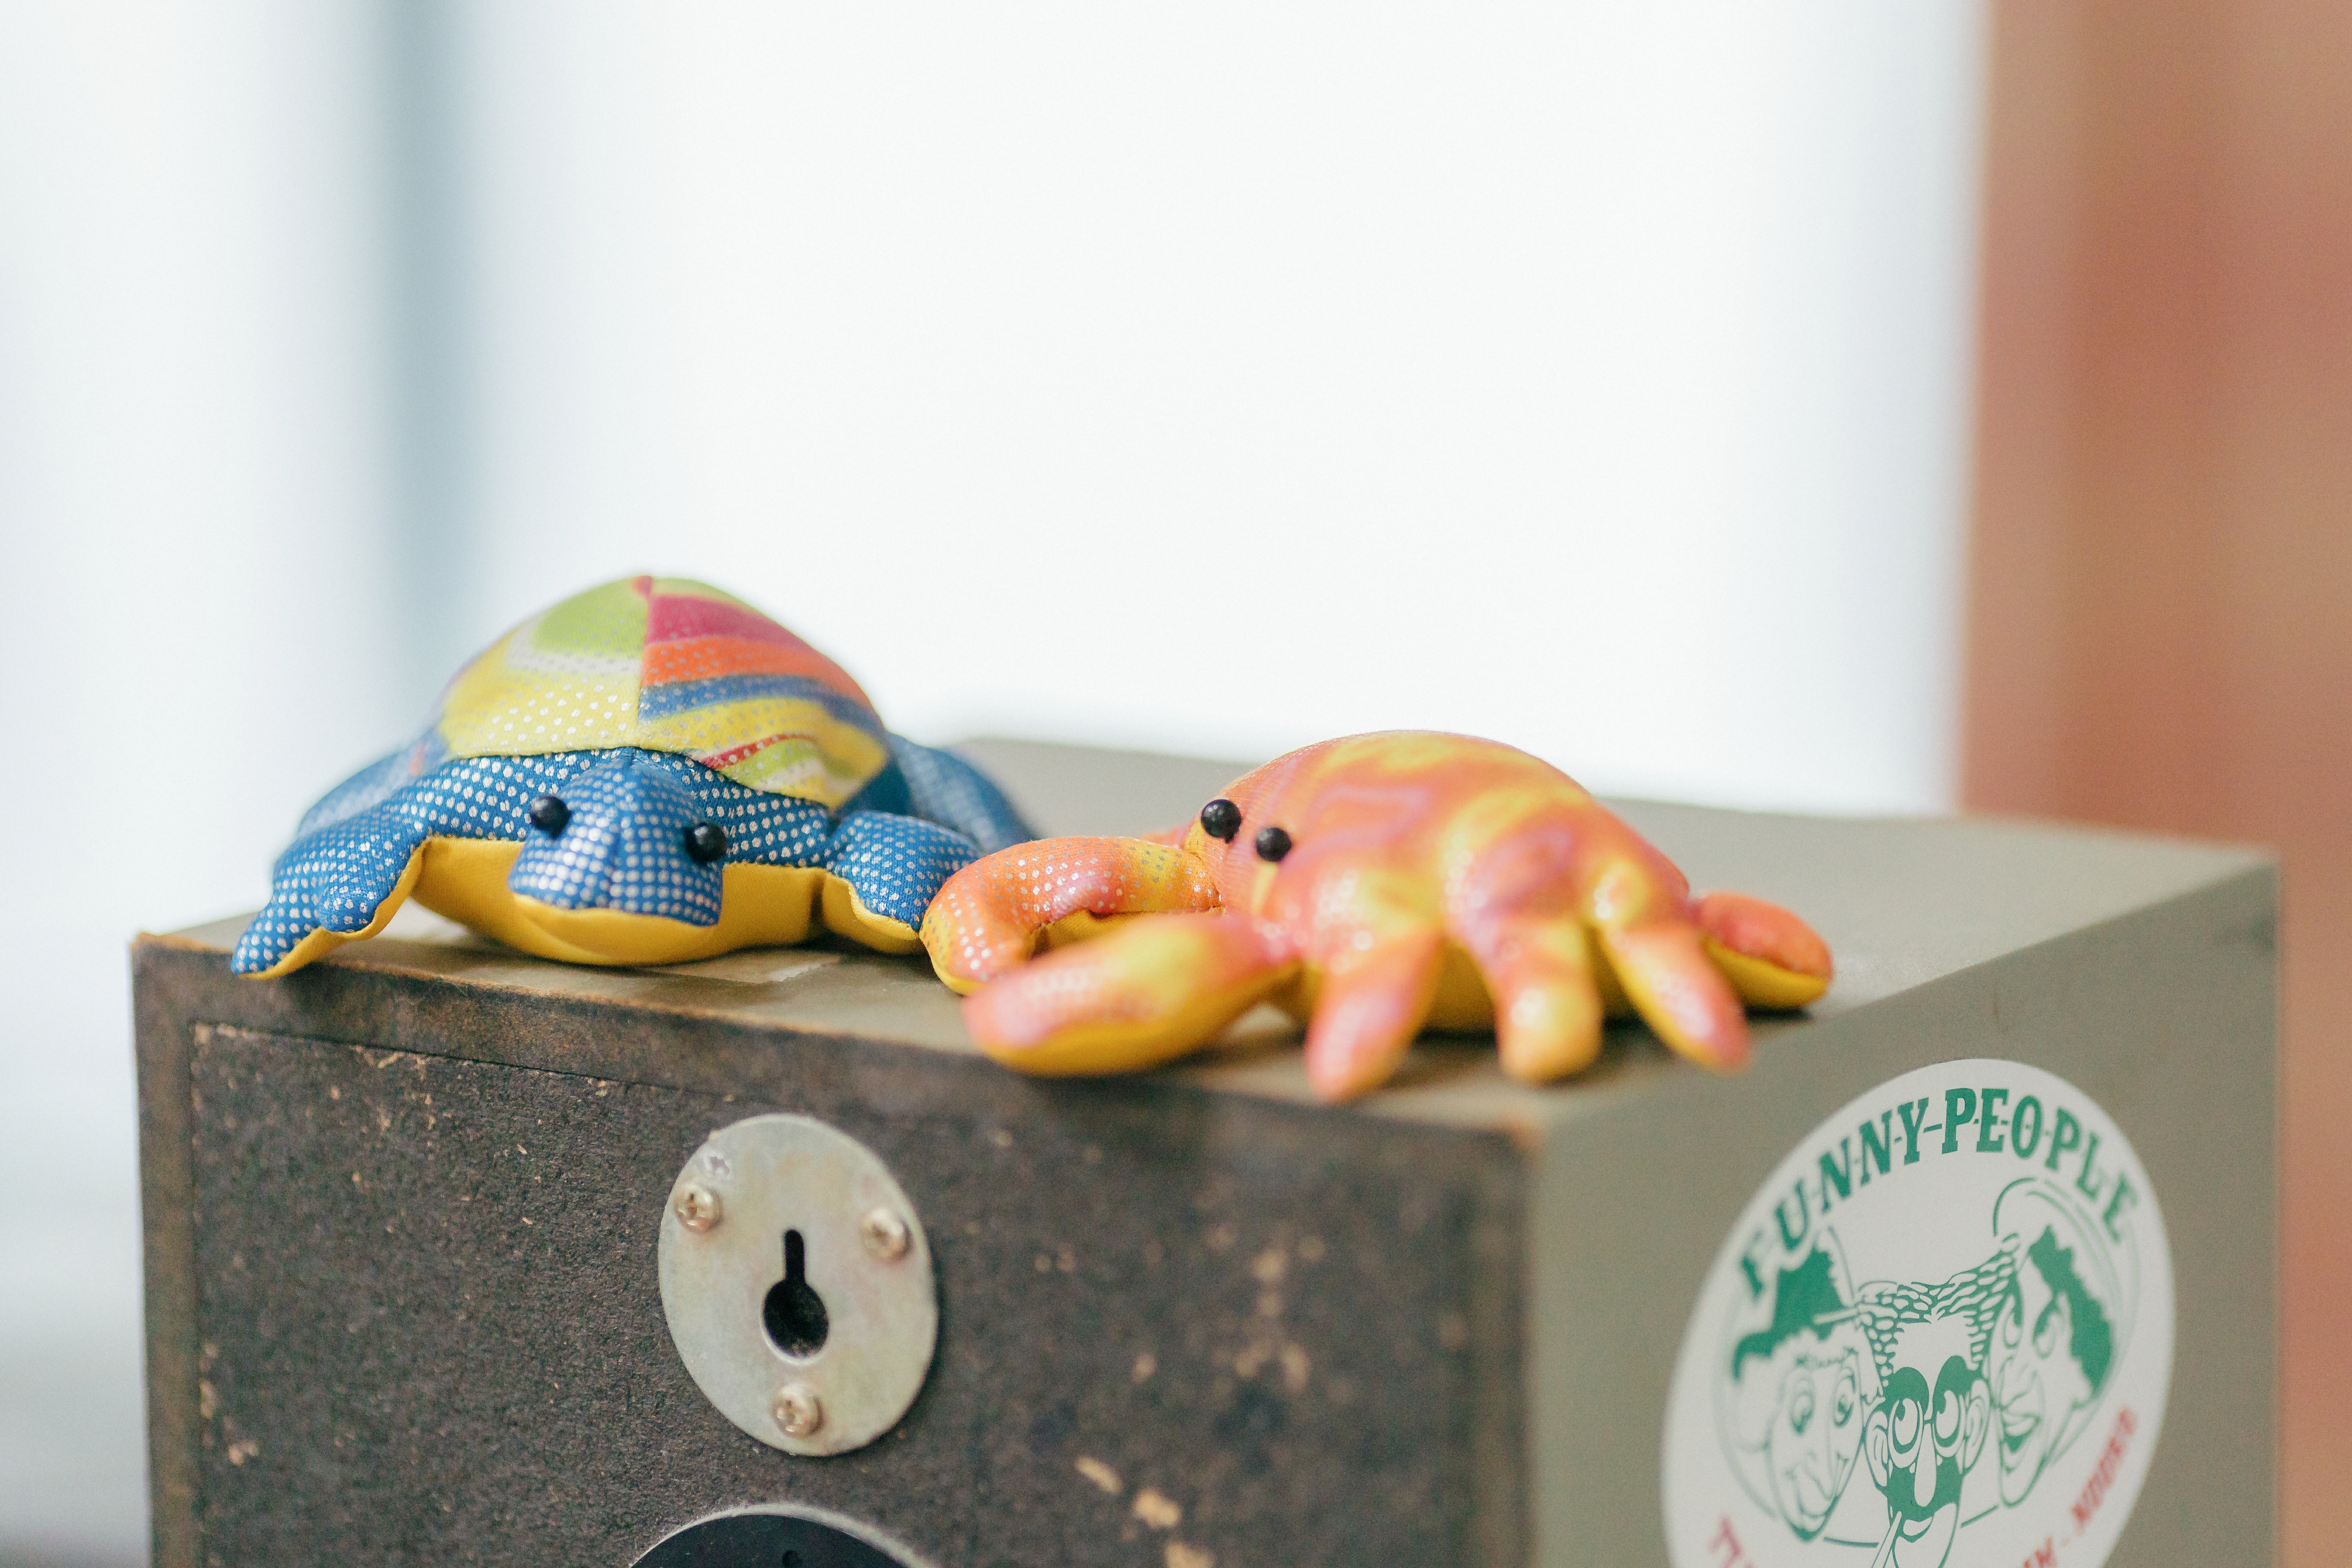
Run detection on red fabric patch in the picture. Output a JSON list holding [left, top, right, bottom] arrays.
[[648, 591, 806, 648], [642, 591, 875, 709]]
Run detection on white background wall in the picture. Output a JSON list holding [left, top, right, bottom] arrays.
[[0, 3, 1983, 1559], [0, 4, 404, 1559], [442, 0, 1984, 815]]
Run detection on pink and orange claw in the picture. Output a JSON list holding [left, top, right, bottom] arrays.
[[919, 732, 1833, 1102]]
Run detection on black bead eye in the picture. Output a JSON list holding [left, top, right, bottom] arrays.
[[684, 822, 728, 864], [1254, 825, 1292, 863], [526, 794, 570, 836], [1200, 798, 1242, 841]]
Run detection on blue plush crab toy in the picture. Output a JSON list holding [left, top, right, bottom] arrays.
[[234, 576, 1032, 977]]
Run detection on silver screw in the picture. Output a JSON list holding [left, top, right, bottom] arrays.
[[860, 1206, 911, 1261], [772, 1382, 824, 1437], [673, 1182, 723, 1232]]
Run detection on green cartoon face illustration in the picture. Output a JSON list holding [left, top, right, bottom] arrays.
[[1991, 1191, 2119, 1506], [1863, 1313, 1990, 1568], [1767, 1344, 1868, 1535], [1729, 1249, 1878, 1540]]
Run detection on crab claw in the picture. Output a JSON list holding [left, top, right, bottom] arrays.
[[921, 835, 1220, 993], [1694, 891, 1834, 1009], [962, 913, 1295, 1076]]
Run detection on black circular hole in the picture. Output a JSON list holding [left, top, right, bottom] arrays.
[[763, 1230, 829, 1358], [1254, 825, 1292, 862], [684, 821, 728, 863], [1199, 798, 1242, 841], [525, 794, 570, 836]]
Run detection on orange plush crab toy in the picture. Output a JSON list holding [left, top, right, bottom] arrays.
[[920, 732, 1832, 1101]]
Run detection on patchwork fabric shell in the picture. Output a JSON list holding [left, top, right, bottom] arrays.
[[434, 576, 889, 808]]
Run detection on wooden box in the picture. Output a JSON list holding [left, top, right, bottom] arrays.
[[134, 742, 2274, 1567]]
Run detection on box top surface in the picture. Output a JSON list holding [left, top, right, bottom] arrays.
[[156, 738, 2269, 1133]]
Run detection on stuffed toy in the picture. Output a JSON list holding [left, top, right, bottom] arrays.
[[234, 576, 1031, 977], [920, 732, 1832, 1101]]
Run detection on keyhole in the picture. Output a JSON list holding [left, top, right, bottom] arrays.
[[763, 1229, 830, 1358]]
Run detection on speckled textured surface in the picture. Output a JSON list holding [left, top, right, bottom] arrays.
[[178, 1019, 1514, 1568]]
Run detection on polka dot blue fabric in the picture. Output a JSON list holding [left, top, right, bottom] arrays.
[[826, 811, 989, 929], [232, 733, 1028, 974]]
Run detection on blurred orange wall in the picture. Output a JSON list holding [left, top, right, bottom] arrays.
[[1967, 0, 2352, 1558]]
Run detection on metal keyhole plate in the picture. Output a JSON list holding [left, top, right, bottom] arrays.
[[658, 1114, 936, 1456]]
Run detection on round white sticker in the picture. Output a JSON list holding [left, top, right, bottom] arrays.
[[1662, 1060, 2172, 1568]]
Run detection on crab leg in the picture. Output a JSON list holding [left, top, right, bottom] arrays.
[[1428, 805, 1638, 1081], [1592, 893, 1832, 1070], [1448, 913, 1608, 1083], [1598, 921, 1754, 1069], [919, 835, 1222, 995], [1299, 927, 1447, 1101]]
